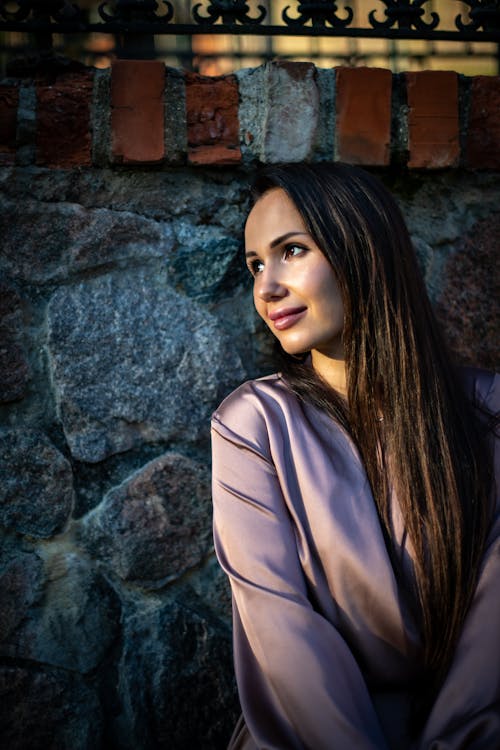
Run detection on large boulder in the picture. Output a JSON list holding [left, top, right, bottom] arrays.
[[0, 430, 74, 537], [0, 551, 120, 674], [435, 212, 500, 369], [0, 283, 30, 403], [47, 269, 246, 462], [0, 665, 102, 750], [113, 594, 238, 750], [80, 452, 212, 585], [0, 547, 44, 643], [0, 198, 174, 283]]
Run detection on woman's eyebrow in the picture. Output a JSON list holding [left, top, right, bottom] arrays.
[[245, 231, 309, 258], [270, 231, 309, 248]]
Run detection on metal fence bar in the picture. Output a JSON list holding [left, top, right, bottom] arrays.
[[0, 1, 499, 42]]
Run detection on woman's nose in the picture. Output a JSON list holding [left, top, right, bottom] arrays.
[[255, 268, 287, 302]]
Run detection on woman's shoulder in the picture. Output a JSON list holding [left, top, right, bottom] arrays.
[[212, 373, 287, 428], [211, 373, 294, 454]]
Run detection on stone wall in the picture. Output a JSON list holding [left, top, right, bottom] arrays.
[[0, 61, 499, 749]]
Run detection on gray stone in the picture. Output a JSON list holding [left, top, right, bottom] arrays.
[[0, 283, 30, 403], [165, 66, 187, 163], [0, 197, 174, 283], [263, 61, 319, 163], [80, 452, 212, 584], [15, 83, 36, 166], [188, 553, 232, 626], [314, 68, 335, 161], [0, 430, 74, 537], [0, 166, 249, 228], [0, 666, 102, 750], [47, 269, 246, 462], [237, 62, 320, 163], [435, 212, 500, 369], [114, 595, 238, 750], [0, 547, 44, 642], [170, 219, 244, 300], [410, 235, 433, 276], [1, 550, 121, 673], [398, 174, 500, 247], [236, 65, 267, 163], [91, 68, 111, 167]]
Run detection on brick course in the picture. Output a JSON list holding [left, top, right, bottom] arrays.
[[36, 72, 93, 168], [185, 72, 241, 165], [111, 60, 165, 164], [406, 71, 459, 169], [335, 67, 392, 166], [466, 76, 500, 170], [0, 64, 498, 170]]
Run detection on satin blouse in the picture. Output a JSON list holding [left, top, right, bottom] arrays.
[[211, 370, 500, 750]]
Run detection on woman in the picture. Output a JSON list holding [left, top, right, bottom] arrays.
[[211, 163, 499, 749]]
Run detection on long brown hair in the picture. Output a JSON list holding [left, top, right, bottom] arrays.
[[251, 163, 496, 722]]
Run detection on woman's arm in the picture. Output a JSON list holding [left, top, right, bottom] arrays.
[[418, 373, 500, 749], [212, 412, 388, 750], [417, 528, 500, 749]]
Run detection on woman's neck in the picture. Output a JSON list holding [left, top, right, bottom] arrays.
[[310, 350, 347, 398]]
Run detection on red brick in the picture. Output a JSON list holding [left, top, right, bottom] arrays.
[[185, 73, 241, 166], [466, 76, 500, 170], [188, 145, 242, 166], [0, 85, 19, 165], [335, 67, 392, 166], [406, 71, 459, 169], [111, 60, 165, 164], [36, 72, 93, 168]]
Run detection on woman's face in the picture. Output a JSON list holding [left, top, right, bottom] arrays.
[[245, 188, 345, 360]]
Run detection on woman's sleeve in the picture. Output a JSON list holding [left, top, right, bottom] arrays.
[[211, 411, 388, 750], [417, 520, 500, 749], [418, 373, 500, 750]]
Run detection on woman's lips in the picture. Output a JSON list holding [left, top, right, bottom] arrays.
[[269, 306, 307, 331]]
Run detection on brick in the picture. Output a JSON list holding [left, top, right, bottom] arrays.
[[335, 67, 392, 166], [185, 72, 240, 165], [466, 76, 500, 170], [188, 144, 242, 166], [111, 60, 165, 164], [406, 71, 459, 169], [0, 85, 19, 164], [36, 72, 93, 168]]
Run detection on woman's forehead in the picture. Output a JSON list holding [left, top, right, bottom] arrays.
[[245, 188, 307, 247]]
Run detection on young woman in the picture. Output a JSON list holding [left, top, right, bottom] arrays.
[[211, 163, 499, 749]]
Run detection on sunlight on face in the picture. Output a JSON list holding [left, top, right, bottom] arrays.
[[245, 188, 345, 361]]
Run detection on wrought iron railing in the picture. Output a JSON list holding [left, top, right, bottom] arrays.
[[0, 1, 499, 71]]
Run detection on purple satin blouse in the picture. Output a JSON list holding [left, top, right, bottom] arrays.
[[211, 370, 500, 750]]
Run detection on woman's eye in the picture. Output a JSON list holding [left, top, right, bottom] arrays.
[[283, 244, 305, 260], [248, 259, 264, 276]]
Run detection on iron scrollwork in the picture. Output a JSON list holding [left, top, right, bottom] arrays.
[[0, 0, 82, 23], [282, 1, 353, 29], [368, 0, 439, 32], [456, 0, 500, 33], [1, 0, 500, 43], [98, 0, 174, 24], [192, 1, 266, 25]]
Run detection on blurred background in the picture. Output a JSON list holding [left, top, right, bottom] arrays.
[[1, 0, 498, 76]]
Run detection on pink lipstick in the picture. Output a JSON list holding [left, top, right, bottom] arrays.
[[269, 306, 307, 331]]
